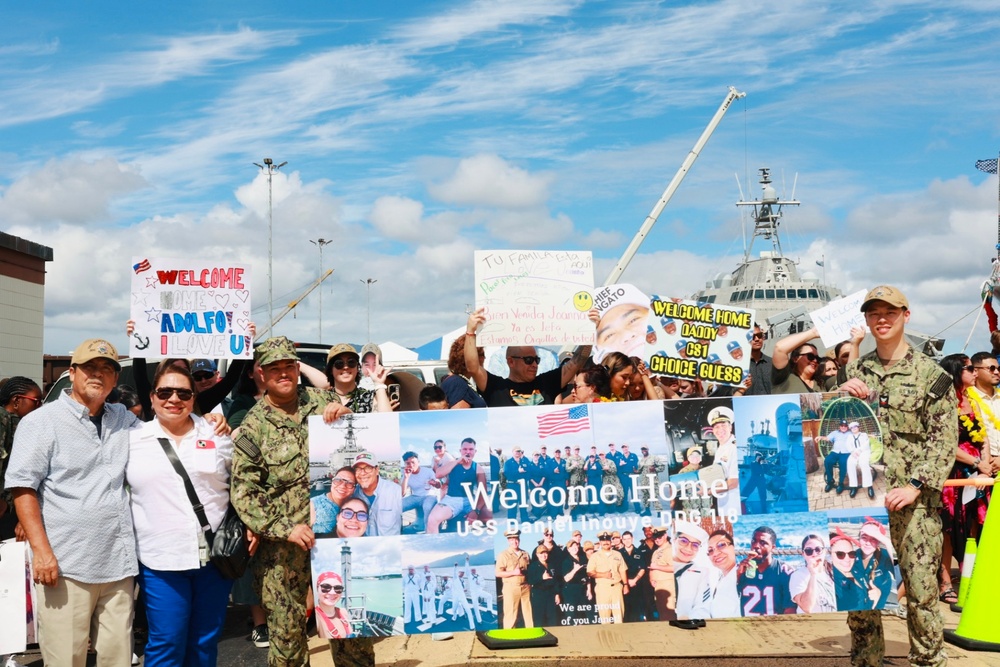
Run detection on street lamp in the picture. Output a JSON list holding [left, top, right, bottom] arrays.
[[253, 157, 287, 331], [361, 278, 377, 341], [310, 238, 332, 342]]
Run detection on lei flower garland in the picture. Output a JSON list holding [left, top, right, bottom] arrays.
[[965, 387, 1000, 444]]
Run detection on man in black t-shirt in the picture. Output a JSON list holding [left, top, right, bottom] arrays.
[[462, 308, 591, 407]]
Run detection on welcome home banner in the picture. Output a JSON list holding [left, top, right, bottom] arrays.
[[307, 392, 899, 639]]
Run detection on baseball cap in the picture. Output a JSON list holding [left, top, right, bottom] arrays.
[[860, 285, 909, 312], [71, 339, 121, 371], [686, 447, 702, 458], [353, 452, 377, 468], [327, 343, 359, 365], [255, 336, 299, 367], [360, 342, 382, 364], [191, 359, 217, 375]]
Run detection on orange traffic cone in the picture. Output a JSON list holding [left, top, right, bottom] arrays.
[[944, 485, 1000, 651], [950, 536, 976, 613]]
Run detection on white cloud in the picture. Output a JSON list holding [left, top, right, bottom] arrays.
[[0, 157, 147, 225], [428, 154, 552, 208]]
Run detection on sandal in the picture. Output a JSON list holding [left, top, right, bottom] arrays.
[[939, 587, 958, 604]]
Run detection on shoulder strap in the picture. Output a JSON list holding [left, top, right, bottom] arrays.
[[157, 437, 211, 532]]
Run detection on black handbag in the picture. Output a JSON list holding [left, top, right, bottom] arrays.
[[157, 438, 249, 579]]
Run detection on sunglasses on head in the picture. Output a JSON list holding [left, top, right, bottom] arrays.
[[833, 550, 858, 560], [509, 355, 540, 365], [154, 387, 194, 401], [319, 584, 344, 593], [332, 358, 359, 370], [803, 546, 824, 556], [340, 508, 368, 522]]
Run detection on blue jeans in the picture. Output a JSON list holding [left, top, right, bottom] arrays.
[[139, 561, 233, 667], [824, 452, 849, 488], [403, 494, 438, 532]]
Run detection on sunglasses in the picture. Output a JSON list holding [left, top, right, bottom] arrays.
[[975, 365, 1000, 373], [751, 333, 764, 340], [833, 550, 858, 560], [509, 355, 540, 365], [331, 478, 356, 487], [193, 372, 215, 381], [677, 536, 702, 550], [433, 445, 443, 450], [16, 395, 42, 406], [796, 352, 820, 362], [707, 541, 731, 555], [961, 365, 974, 372], [319, 584, 344, 594], [332, 358, 359, 370], [803, 546, 825, 556], [340, 508, 368, 522], [154, 387, 194, 401]]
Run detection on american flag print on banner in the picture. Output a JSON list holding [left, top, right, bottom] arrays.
[[133, 259, 152, 274], [537, 405, 590, 438]]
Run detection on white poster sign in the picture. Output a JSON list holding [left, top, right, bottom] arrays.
[[0, 540, 27, 655], [473, 250, 594, 347], [811, 289, 867, 348]]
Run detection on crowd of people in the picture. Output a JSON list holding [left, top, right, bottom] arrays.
[[0, 283, 994, 667]]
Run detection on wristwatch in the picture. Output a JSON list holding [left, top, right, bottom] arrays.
[[908, 478, 924, 490]]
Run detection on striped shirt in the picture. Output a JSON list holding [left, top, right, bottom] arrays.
[[6, 390, 140, 583]]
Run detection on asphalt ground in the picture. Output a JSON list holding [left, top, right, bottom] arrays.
[[10, 599, 995, 667]]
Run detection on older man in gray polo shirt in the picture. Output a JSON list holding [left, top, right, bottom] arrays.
[[7, 339, 139, 667]]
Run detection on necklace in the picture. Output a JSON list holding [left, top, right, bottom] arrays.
[[965, 387, 1000, 444]]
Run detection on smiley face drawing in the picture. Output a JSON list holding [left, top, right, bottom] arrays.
[[573, 291, 594, 312]]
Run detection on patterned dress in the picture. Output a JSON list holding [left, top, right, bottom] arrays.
[[940, 409, 990, 561]]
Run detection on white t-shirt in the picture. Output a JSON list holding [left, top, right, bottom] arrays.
[[709, 566, 741, 619], [788, 566, 837, 614]]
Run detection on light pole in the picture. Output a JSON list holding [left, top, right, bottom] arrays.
[[361, 278, 377, 341], [310, 238, 332, 342], [253, 157, 287, 331]]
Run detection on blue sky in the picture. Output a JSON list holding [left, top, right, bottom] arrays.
[[3, 1, 999, 355]]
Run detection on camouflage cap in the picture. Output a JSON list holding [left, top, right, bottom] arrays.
[[255, 336, 299, 367], [860, 285, 908, 312], [71, 338, 121, 371]]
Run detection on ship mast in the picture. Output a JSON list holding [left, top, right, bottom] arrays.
[[736, 167, 799, 264]]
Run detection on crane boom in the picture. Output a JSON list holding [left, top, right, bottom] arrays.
[[602, 86, 746, 286]]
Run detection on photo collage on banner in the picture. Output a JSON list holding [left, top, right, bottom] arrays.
[[308, 392, 898, 639]]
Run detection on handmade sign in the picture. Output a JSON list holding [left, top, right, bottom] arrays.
[[129, 257, 252, 359], [812, 289, 867, 348], [473, 250, 594, 347]]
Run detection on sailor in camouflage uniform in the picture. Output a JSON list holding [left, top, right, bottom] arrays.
[[838, 286, 956, 667], [231, 337, 354, 666]]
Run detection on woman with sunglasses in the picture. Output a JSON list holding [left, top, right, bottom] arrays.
[[771, 326, 832, 395], [315, 571, 353, 639], [789, 534, 836, 614], [0, 376, 43, 539], [567, 364, 613, 404], [706, 530, 740, 619], [311, 466, 357, 536], [335, 497, 371, 538], [829, 531, 867, 611], [317, 343, 392, 414], [127, 363, 236, 666]]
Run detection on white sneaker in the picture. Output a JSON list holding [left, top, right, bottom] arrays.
[[431, 632, 454, 641], [132, 653, 140, 666]]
